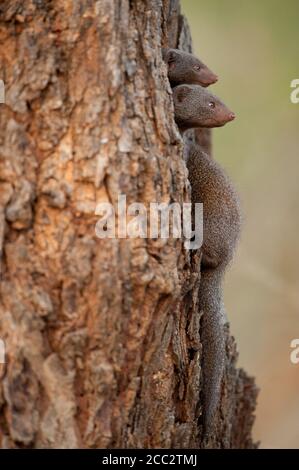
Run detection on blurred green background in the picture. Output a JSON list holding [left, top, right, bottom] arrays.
[[182, 0, 299, 448]]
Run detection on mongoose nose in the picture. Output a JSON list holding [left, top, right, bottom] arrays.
[[229, 112, 235, 121], [212, 75, 218, 83]]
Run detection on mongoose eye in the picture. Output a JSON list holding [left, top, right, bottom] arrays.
[[194, 64, 201, 71], [208, 101, 215, 109]]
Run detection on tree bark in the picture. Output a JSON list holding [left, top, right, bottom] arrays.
[[0, 0, 257, 448]]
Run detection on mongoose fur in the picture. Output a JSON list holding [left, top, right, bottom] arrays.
[[172, 83, 241, 437], [187, 143, 241, 437], [172, 84, 235, 132], [163, 48, 218, 87]]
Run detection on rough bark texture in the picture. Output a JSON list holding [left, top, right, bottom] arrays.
[[0, 0, 258, 448]]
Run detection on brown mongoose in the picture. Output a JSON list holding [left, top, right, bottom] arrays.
[[187, 143, 241, 438], [163, 48, 218, 87], [172, 84, 241, 437], [172, 84, 235, 132]]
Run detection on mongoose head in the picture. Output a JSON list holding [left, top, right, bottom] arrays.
[[163, 48, 218, 87], [173, 84, 235, 131]]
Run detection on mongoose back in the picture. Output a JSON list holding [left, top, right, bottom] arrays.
[[163, 48, 218, 87], [172, 85, 241, 437]]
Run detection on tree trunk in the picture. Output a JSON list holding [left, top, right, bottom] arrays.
[[0, 0, 257, 448]]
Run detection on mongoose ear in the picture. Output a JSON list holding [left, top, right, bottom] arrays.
[[175, 85, 191, 103], [167, 50, 177, 63], [162, 48, 177, 65], [162, 48, 178, 63]]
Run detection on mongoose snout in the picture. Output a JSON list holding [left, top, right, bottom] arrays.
[[163, 48, 218, 87], [196, 66, 218, 87]]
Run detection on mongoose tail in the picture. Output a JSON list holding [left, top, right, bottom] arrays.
[[163, 48, 218, 87], [199, 266, 226, 438]]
